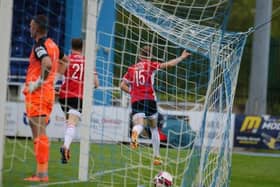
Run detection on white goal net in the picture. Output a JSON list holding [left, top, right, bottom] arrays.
[[1, 0, 249, 187]]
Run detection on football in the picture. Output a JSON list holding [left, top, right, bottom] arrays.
[[153, 171, 173, 187]]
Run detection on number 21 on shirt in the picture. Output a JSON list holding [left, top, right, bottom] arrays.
[[72, 63, 84, 81]]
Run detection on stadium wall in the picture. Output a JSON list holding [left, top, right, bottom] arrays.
[[5, 102, 235, 149]]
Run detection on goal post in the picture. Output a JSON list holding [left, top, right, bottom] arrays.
[[79, 0, 99, 181], [1, 0, 250, 186], [0, 0, 13, 185], [109, 1, 249, 186]]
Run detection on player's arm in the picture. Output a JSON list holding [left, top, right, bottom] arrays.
[[55, 48, 69, 94], [57, 47, 69, 75], [120, 79, 130, 94], [41, 56, 53, 80], [120, 72, 130, 94], [159, 50, 190, 69], [28, 45, 52, 92], [34, 44, 52, 80]]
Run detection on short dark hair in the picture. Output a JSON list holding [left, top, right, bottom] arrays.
[[139, 45, 151, 58], [71, 38, 83, 50], [33, 15, 48, 32]]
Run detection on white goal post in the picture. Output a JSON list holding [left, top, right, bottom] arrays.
[[1, 0, 250, 186], [78, 0, 99, 181], [0, 0, 13, 185]]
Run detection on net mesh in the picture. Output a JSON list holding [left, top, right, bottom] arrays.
[[3, 0, 248, 186], [93, 0, 248, 186]]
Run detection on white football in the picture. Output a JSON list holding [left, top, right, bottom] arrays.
[[154, 171, 173, 187]]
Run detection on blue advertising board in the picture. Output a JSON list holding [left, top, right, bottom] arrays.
[[234, 115, 280, 150]]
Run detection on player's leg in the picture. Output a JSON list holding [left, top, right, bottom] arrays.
[[130, 100, 146, 149], [131, 113, 145, 149], [23, 88, 54, 181], [148, 115, 162, 165], [146, 100, 162, 165], [24, 115, 49, 182], [59, 98, 82, 163], [63, 111, 80, 149], [60, 109, 81, 163]]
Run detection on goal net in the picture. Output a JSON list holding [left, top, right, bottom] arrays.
[[1, 0, 249, 187]]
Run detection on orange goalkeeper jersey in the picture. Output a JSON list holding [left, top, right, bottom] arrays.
[[23, 37, 64, 119], [24, 37, 63, 98]]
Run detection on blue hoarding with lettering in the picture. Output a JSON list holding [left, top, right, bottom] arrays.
[[234, 115, 280, 150]]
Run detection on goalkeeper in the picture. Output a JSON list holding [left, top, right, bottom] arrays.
[[58, 38, 99, 164], [120, 46, 190, 165], [23, 15, 69, 182]]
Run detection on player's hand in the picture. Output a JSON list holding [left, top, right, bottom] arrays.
[[54, 74, 64, 93], [54, 88, 60, 96], [180, 50, 191, 60], [28, 78, 43, 93]]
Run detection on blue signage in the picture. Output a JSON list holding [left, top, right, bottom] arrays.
[[234, 115, 280, 150]]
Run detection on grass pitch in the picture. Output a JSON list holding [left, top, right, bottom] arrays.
[[3, 139, 280, 187]]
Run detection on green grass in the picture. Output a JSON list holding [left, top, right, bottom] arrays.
[[2, 139, 280, 187], [231, 154, 280, 187]]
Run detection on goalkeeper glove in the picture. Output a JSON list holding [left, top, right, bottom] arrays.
[[54, 73, 65, 86], [28, 78, 44, 93], [54, 74, 65, 94]]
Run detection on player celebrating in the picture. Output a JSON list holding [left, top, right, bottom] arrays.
[[58, 38, 99, 164], [23, 15, 69, 182], [120, 46, 190, 165]]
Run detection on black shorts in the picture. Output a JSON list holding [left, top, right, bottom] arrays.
[[58, 97, 83, 114], [131, 100, 157, 117]]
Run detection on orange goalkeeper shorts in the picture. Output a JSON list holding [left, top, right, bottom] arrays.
[[24, 91, 54, 123]]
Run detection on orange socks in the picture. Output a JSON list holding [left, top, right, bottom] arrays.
[[34, 135, 49, 176]]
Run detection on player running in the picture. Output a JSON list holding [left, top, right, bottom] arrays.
[[58, 38, 99, 164], [120, 46, 190, 165]]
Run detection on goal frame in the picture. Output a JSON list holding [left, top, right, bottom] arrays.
[[0, 0, 13, 185]]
